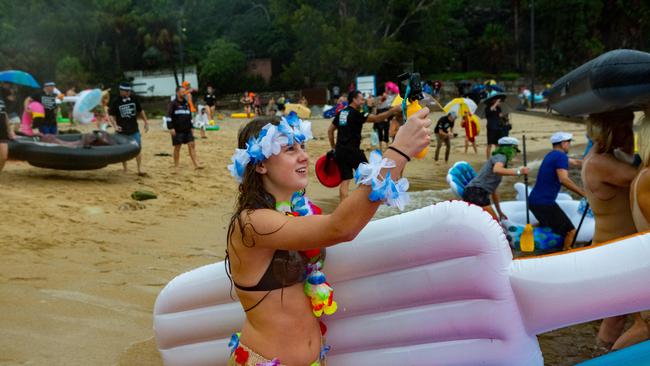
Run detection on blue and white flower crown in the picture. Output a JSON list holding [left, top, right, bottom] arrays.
[[228, 112, 313, 182]]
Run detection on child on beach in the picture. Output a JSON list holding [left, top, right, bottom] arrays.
[[193, 106, 209, 139], [225, 107, 431, 365], [461, 110, 479, 154]]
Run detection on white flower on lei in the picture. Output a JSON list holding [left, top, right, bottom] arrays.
[[259, 124, 285, 158], [354, 150, 396, 185], [385, 177, 410, 211]]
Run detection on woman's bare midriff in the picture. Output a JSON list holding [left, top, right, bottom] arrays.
[[238, 283, 322, 366], [582, 154, 637, 243]]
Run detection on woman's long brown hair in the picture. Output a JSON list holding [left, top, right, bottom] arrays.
[[227, 116, 283, 250]]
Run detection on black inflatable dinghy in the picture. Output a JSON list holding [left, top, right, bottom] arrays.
[[548, 49, 650, 116], [8, 132, 140, 170]]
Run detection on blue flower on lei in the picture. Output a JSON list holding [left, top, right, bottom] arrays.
[[354, 150, 395, 185]]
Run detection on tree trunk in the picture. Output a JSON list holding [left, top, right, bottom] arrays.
[[514, 0, 520, 71]]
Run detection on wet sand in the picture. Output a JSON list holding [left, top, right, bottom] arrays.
[[0, 111, 617, 365]]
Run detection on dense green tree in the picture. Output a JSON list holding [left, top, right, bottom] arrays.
[[0, 0, 647, 91]]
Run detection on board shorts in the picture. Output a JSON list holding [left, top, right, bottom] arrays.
[[38, 124, 57, 135], [120, 131, 141, 147], [530, 203, 575, 236], [334, 147, 367, 181], [172, 130, 195, 146], [462, 186, 491, 207]]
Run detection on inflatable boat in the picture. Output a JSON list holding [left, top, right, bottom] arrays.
[[548, 49, 650, 116], [153, 201, 650, 366], [8, 132, 140, 170]]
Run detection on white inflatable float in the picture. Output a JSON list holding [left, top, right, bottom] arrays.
[[154, 201, 650, 366]]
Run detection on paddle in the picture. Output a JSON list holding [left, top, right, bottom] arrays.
[[520, 134, 535, 252], [571, 200, 590, 247]]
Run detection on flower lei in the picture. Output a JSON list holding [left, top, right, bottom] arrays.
[[228, 112, 313, 182], [277, 192, 338, 318], [355, 150, 410, 210]]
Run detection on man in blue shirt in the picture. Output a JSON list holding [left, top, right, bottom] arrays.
[[528, 132, 585, 250]]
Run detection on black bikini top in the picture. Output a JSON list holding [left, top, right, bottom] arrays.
[[226, 248, 326, 312], [233, 249, 307, 292]]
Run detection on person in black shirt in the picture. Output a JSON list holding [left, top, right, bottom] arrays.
[[204, 85, 221, 122], [24, 81, 59, 135], [434, 111, 456, 163], [485, 97, 506, 159], [167, 86, 202, 169], [327, 90, 402, 201], [0, 94, 15, 174], [109, 83, 149, 176]]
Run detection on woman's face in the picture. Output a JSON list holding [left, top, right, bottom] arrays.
[[260, 142, 310, 193]]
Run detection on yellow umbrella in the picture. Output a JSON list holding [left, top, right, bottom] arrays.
[[443, 98, 477, 116]]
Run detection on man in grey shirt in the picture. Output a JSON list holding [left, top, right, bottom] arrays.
[[462, 137, 529, 220]]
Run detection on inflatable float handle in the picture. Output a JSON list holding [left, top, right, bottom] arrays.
[[510, 234, 650, 335]]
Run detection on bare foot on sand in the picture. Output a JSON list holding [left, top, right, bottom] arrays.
[[597, 315, 627, 350], [611, 315, 650, 351], [137, 172, 149, 177]]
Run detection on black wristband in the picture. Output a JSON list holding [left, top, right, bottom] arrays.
[[387, 146, 411, 162]]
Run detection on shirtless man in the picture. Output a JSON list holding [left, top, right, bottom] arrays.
[[582, 110, 639, 351]]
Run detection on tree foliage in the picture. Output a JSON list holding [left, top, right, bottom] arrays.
[[0, 0, 647, 92]]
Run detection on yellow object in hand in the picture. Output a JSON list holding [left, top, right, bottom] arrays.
[[407, 100, 428, 159]]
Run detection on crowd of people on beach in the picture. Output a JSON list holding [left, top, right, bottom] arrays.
[[1, 68, 649, 365]]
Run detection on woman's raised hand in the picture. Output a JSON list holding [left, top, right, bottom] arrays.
[[392, 107, 432, 158]]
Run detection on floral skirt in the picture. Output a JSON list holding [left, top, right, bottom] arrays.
[[228, 333, 328, 366]]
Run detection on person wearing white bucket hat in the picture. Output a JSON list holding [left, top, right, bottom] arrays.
[[462, 136, 529, 220], [528, 131, 585, 251]]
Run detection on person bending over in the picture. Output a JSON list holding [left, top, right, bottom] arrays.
[[462, 137, 529, 220], [434, 111, 456, 163], [328, 90, 402, 202]]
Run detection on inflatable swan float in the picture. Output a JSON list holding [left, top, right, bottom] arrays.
[[153, 201, 650, 365]]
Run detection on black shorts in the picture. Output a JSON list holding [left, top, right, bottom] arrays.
[[530, 203, 575, 236], [462, 186, 491, 207], [334, 147, 367, 181], [374, 121, 389, 142], [172, 130, 195, 146], [487, 128, 502, 145]]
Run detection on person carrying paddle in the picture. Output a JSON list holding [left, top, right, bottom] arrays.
[[462, 137, 529, 220], [528, 132, 585, 251]]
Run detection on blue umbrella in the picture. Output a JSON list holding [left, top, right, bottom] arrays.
[[0, 70, 40, 88]]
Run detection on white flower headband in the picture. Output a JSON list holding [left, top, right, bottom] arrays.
[[228, 112, 313, 182]]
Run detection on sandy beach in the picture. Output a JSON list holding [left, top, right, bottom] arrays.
[[0, 111, 603, 365]]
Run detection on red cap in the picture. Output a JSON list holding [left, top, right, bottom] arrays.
[[315, 152, 341, 188]]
